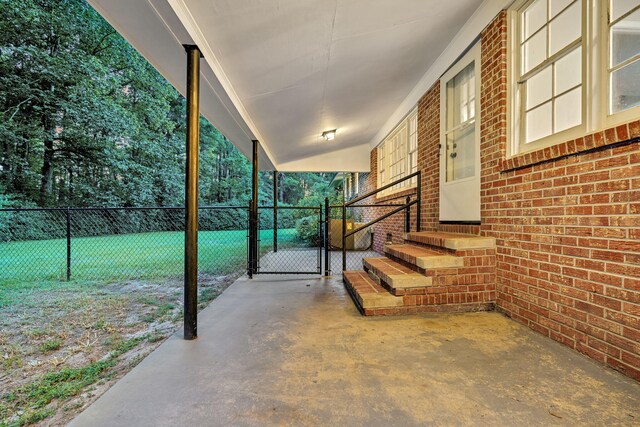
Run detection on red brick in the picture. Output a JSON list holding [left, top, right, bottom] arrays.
[[361, 9, 640, 381]]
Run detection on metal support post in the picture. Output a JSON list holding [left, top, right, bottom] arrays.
[[324, 197, 330, 276], [66, 207, 71, 281], [273, 170, 278, 253], [251, 139, 259, 277], [318, 204, 322, 274], [342, 204, 347, 272], [405, 196, 411, 233], [247, 200, 253, 279], [183, 45, 201, 340]]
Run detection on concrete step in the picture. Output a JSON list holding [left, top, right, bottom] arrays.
[[403, 231, 495, 250], [363, 257, 432, 290], [384, 244, 464, 269], [343, 271, 403, 311]]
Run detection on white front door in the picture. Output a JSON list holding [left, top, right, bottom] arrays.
[[439, 43, 481, 222]]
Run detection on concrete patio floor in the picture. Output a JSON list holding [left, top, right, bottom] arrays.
[[71, 275, 640, 426], [257, 248, 379, 273]]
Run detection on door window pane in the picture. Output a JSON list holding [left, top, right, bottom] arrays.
[[447, 62, 475, 127], [446, 125, 475, 182], [445, 62, 476, 183]]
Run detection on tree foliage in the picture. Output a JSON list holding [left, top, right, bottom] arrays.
[[0, 0, 340, 210]]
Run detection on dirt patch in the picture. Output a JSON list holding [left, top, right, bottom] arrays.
[[0, 273, 235, 426]]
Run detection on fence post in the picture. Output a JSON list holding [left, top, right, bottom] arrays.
[[66, 207, 71, 281], [324, 198, 330, 276], [405, 196, 411, 233]]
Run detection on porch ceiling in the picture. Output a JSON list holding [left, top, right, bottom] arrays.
[[88, 0, 505, 172]]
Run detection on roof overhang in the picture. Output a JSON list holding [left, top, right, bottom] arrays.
[[88, 0, 512, 172]]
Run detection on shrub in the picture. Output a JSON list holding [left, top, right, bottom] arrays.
[[295, 215, 321, 246]]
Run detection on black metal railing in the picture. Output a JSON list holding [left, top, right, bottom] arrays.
[[340, 171, 421, 271], [1, 171, 422, 283], [251, 205, 323, 275]]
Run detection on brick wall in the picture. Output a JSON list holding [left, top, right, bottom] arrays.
[[480, 11, 640, 382], [364, 10, 640, 380]]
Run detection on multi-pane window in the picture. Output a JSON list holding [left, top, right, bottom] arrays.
[[511, 0, 640, 154], [408, 113, 418, 184], [388, 122, 407, 191], [517, 0, 583, 146], [444, 62, 476, 182], [609, 1, 640, 114], [377, 109, 418, 195]]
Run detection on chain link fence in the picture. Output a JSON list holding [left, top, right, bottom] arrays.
[[0, 207, 249, 283], [256, 206, 322, 274], [328, 205, 378, 272], [0, 202, 396, 283]]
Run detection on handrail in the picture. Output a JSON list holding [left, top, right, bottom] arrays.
[[345, 171, 420, 207], [340, 171, 422, 271], [345, 199, 417, 238], [257, 205, 321, 210]]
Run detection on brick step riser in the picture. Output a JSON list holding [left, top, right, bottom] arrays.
[[399, 239, 498, 260], [362, 265, 427, 297], [343, 275, 366, 315], [383, 252, 459, 276], [402, 233, 496, 253], [363, 302, 495, 316], [362, 258, 432, 292], [399, 239, 457, 255], [363, 265, 495, 303], [369, 255, 496, 292], [345, 271, 496, 316]]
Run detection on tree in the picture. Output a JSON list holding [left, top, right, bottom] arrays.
[[0, 0, 337, 210]]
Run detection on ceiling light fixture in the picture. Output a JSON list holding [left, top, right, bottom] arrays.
[[322, 129, 336, 141]]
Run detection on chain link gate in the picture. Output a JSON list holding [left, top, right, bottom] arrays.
[[254, 205, 323, 275]]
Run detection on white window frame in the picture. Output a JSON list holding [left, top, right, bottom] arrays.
[[508, 0, 640, 157], [602, 0, 640, 127], [376, 108, 418, 197]]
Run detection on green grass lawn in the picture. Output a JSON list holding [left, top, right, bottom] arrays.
[[0, 228, 296, 284]]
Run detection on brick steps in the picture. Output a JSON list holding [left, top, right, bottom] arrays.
[[343, 271, 403, 311], [363, 257, 431, 293], [403, 231, 495, 250], [343, 232, 497, 316], [384, 243, 463, 269]]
